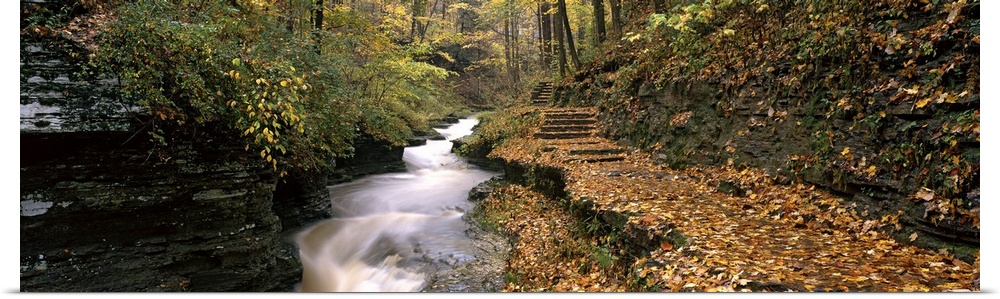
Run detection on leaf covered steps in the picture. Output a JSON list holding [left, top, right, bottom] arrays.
[[563, 154, 627, 163], [493, 102, 979, 292], [567, 148, 626, 155], [544, 118, 597, 125], [539, 125, 592, 133], [530, 81, 554, 106], [531, 107, 598, 139], [544, 112, 594, 119], [533, 131, 593, 139], [562, 145, 628, 163]]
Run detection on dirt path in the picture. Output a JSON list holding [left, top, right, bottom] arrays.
[[489, 105, 979, 292]]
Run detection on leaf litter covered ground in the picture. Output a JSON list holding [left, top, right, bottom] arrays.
[[485, 106, 979, 292]]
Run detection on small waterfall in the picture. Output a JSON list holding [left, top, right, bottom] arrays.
[[295, 117, 495, 292]]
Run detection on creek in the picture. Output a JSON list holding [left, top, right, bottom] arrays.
[[294, 117, 499, 292]]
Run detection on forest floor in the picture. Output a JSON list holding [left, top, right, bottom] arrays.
[[482, 105, 980, 292]]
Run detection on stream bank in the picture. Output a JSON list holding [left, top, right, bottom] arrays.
[[18, 23, 485, 290], [454, 106, 979, 292]]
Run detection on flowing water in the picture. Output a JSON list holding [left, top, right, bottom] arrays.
[[295, 117, 497, 292]]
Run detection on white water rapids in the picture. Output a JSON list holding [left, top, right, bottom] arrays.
[[294, 117, 497, 292]]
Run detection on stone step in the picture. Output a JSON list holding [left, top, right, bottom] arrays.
[[564, 154, 627, 163], [540, 107, 595, 112], [567, 148, 626, 155], [539, 125, 593, 132], [533, 131, 592, 139], [544, 118, 597, 125], [545, 112, 595, 119]]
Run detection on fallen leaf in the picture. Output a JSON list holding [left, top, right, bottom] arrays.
[[946, 0, 966, 24], [909, 232, 919, 242], [914, 188, 935, 201], [915, 97, 932, 109]]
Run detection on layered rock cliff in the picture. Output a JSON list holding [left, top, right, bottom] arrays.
[[19, 0, 328, 291]]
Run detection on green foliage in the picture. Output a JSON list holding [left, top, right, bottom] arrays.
[[93, 0, 467, 174], [94, 0, 351, 173], [592, 0, 979, 203], [591, 246, 619, 268], [455, 108, 541, 157]]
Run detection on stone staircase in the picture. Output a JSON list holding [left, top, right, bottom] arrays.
[[529, 81, 553, 106], [533, 108, 595, 139], [532, 107, 627, 163]]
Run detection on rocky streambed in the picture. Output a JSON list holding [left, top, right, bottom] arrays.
[[420, 179, 511, 292]]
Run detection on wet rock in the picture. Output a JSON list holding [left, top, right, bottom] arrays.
[[329, 133, 407, 184], [420, 219, 510, 293], [20, 132, 292, 291], [467, 178, 503, 202], [451, 135, 504, 171]]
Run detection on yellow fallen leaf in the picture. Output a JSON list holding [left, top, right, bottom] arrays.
[[915, 97, 932, 109], [865, 165, 877, 177], [909, 232, 919, 242], [841, 147, 851, 156]]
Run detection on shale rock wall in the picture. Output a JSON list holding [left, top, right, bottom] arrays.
[[20, 133, 296, 291], [19, 0, 328, 290]]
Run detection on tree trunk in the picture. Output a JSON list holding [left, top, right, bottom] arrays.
[[313, 0, 323, 54], [504, 12, 512, 80], [442, 0, 448, 19], [418, 0, 440, 43], [592, 0, 606, 44], [512, 15, 520, 82], [554, 2, 567, 77], [558, 0, 579, 69], [653, 0, 666, 13], [608, 0, 622, 38], [541, 3, 553, 67], [410, 0, 426, 43], [536, 3, 544, 66]]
